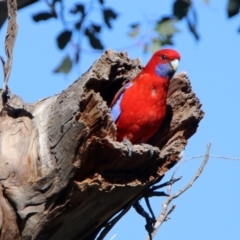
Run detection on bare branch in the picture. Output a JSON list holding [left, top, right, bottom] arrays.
[[1, 0, 18, 106], [146, 143, 212, 240], [184, 155, 240, 161], [145, 196, 156, 221], [96, 204, 133, 240], [164, 204, 176, 222]]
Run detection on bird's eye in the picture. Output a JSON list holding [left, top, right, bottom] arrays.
[[161, 55, 167, 60]]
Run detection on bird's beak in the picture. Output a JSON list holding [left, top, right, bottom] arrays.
[[170, 59, 179, 72]]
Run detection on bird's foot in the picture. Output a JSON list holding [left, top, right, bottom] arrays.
[[140, 143, 156, 157], [121, 140, 157, 158], [122, 138, 134, 157]]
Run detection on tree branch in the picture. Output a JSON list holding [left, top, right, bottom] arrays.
[[146, 143, 212, 240], [1, 0, 18, 107]]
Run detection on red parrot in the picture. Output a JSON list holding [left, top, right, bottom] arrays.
[[110, 49, 180, 144]]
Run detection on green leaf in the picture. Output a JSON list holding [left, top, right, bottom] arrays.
[[103, 8, 118, 28], [70, 4, 85, 15], [143, 43, 149, 54], [92, 24, 102, 33], [75, 20, 82, 30], [147, 37, 174, 54], [128, 23, 140, 38], [76, 4, 85, 14], [53, 0, 62, 5], [130, 23, 139, 28], [85, 28, 91, 36], [75, 49, 80, 63], [89, 34, 104, 50], [159, 37, 174, 46], [186, 16, 200, 40], [53, 55, 72, 74], [32, 12, 56, 22], [173, 0, 191, 20], [155, 17, 179, 37], [85, 28, 104, 50], [57, 30, 72, 50], [149, 39, 162, 53], [227, 0, 240, 18]]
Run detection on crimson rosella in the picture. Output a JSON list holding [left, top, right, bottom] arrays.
[[110, 49, 180, 144]]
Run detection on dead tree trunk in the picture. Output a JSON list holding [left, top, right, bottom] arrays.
[[0, 50, 204, 240]]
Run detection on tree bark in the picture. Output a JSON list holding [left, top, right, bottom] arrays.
[[0, 50, 204, 240]]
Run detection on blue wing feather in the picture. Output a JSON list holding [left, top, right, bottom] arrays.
[[111, 94, 124, 122], [110, 82, 133, 122]]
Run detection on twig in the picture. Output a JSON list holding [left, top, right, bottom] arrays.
[[133, 201, 155, 240], [131, 177, 181, 239], [97, 143, 230, 240], [96, 199, 134, 240], [183, 154, 240, 162], [95, 175, 165, 240], [146, 143, 212, 240], [164, 204, 176, 222], [1, 0, 18, 107], [145, 196, 156, 221], [150, 177, 182, 192]]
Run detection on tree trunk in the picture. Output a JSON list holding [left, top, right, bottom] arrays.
[[0, 50, 204, 240]]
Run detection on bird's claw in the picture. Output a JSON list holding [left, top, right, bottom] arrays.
[[122, 138, 134, 157], [140, 143, 156, 157], [121, 140, 157, 158]]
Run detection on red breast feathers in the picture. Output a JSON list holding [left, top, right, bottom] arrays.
[[111, 49, 181, 144]]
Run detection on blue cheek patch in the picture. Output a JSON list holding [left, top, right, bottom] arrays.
[[155, 63, 173, 79]]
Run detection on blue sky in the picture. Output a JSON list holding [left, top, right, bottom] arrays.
[[0, 0, 240, 239]]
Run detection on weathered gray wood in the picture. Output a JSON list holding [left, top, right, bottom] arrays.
[[0, 50, 204, 240]]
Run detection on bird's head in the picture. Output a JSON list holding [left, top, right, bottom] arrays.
[[145, 49, 181, 80]]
